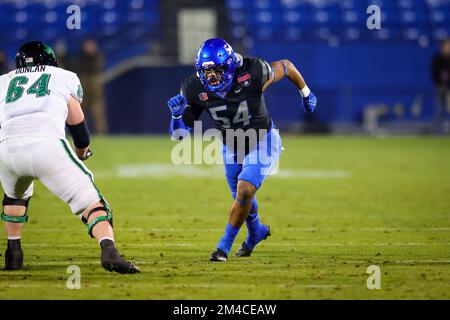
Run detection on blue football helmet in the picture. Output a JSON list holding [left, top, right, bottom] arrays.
[[195, 38, 238, 92]]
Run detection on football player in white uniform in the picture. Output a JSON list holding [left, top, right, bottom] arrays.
[[0, 41, 139, 274]]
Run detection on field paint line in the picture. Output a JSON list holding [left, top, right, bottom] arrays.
[[25, 227, 450, 233], [269, 242, 450, 247], [352, 227, 450, 232], [0, 283, 102, 288], [163, 284, 354, 289], [392, 260, 450, 264], [290, 284, 353, 289], [108, 164, 351, 179], [275, 259, 450, 265], [21, 243, 194, 248], [6, 259, 450, 268], [20, 242, 450, 249]]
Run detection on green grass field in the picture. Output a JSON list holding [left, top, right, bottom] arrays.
[[0, 135, 449, 299]]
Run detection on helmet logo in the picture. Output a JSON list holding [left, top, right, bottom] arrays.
[[224, 43, 232, 55], [25, 57, 34, 66]]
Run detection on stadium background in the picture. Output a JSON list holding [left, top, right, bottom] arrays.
[[0, 0, 449, 134]]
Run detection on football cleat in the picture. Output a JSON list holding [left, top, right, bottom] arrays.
[[100, 240, 140, 274], [210, 248, 228, 262], [4, 247, 24, 270], [235, 225, 271, 257]]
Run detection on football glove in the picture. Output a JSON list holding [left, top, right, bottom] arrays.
[[302, 92, 317, 114], [167, 94, 187, 118], [79, 149, 93, 161]]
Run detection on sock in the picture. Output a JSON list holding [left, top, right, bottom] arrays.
[[246, 199, 262, 236], [7, 239, 22, 251], [98, 237, 114, 245], [99, 238, 115, 250], [217, 223, 240, 255]]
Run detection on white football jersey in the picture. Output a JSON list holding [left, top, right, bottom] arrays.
[[0, 65, 83, 140]]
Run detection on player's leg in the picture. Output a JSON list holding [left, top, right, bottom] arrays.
[[210, 145, 243, 261], [79, 199, 139, 274], [0, 138, 37, 270], [235, 127, 282, 257], [0, 176, 34, 270], [236, 197, 270, 257], [211, 143, 266, 261], [36, 139, 139, 273]]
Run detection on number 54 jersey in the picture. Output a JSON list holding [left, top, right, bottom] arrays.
[[0, 65, 83, 140], [180, 56, 274, 140]]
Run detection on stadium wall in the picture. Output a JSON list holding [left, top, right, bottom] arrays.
[[105, 43, 446, 134]]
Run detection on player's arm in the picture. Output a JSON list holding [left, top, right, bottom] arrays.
[[67, 96, 92, 160], [167, 88, 203, 140], [261, 59, 317, 113]]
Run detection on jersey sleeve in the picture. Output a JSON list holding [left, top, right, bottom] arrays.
[[61, 70, 83, 104], [70, 73, 84, 104], [251, 57, 274, 90], [180, 81, 203, 128]]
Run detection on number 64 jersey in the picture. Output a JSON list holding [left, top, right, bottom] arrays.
[[180, 56, 274, 147], [0, 66, 83, 140]]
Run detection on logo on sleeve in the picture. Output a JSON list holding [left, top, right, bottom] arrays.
[[198, 92, 209, 101], [77, 84, 83, 100], [237, 73, 251, 87]]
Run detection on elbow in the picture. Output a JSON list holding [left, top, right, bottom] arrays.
[[278, 59, 295, 78], [280, 59, 293, 69]]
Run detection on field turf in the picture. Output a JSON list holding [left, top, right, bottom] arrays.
[[0, 135, 449, 299]]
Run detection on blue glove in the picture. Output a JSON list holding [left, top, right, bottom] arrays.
[[167, 94, 187, 118], [302, 92, 317, 114]]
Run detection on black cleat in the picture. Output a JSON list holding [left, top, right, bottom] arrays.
[[100, 240, 140, 274], [235, 241, 252, 257], [210, 248, 227, 262], [4, 240, 24, 270], [235, 226, 271, 257]]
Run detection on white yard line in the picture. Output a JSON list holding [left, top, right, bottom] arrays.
[[20, 242, 450, 248], [27, 227, 450, 233], [106, 164, 351, 179], [269, 242, 450, 247]]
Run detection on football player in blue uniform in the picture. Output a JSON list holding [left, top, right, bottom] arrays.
[[167, 38, 317, 262]]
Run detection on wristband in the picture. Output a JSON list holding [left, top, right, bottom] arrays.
[[299, 85, 311, 98], [67, 120, 90, 149]]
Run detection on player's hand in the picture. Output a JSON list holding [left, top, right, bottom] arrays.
[[75, 147, 93, 161], [167, 94, 187, 118], [302, 92, 317, 114]]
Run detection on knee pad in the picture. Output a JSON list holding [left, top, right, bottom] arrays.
[[1, 194, 30, 223], [81, 198, 113, 238]]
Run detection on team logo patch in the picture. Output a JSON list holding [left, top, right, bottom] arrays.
[[198, 92, 209, 101], [237, 73, 251, 87]]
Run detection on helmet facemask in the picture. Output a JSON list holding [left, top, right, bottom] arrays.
[[201, 64, 228, 89]]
